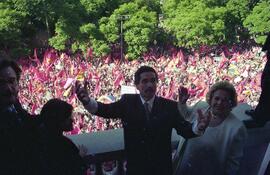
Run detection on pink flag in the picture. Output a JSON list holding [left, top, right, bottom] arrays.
[[43, 49, 58, 66], [64, 78, 75, 89], [31, 103, 38, 114], [70, 125, 80, 135], [176, 49, 185, 67], [28, 81, 33, 93], [94, 80, 101, 97], [30, 48, 41, 65], [221, 45, 232, 57], [86, 48, 93, 58], [114, 73, 124, 88]]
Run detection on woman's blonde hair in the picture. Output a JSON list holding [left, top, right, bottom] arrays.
[[206, 81, 237, 108]]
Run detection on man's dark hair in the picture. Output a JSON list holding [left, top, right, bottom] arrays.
[[134, 66, 158, 85], [40, 98, 73, 126], [0, 59, 22, 81]]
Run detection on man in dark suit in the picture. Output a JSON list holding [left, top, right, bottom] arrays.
[[0, 59, 41, 174], [245, 34, 270, 127], [75, 66, 210, 175]]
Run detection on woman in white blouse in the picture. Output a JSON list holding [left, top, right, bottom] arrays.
[[174, 81, 247, 175]]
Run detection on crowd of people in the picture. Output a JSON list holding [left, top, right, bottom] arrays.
[[1, 39, 269, 174], [17, 45, 266, 134]]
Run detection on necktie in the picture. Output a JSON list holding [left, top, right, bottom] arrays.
[[8, 105, 22, 123], [7, 105, 17, 114], [144, 102, 151, 120]]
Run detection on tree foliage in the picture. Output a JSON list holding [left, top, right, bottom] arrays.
[[162, 0, 227, 47], [99, 2, 158, 59], [0, 0, 269, 59], [162, 0, 255, 47], [244, 0, 270, 44], [0, 1, 27, 57]]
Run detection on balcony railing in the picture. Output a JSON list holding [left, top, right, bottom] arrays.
[[68, 103, 270, 175]]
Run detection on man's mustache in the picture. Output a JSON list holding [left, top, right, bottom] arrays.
[[145, 88, 154, 92]]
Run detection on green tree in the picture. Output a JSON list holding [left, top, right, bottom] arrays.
[[75, 22, 110, 57], [162, 0, 256, 47], [162, 0, 227, 48], [99, 2, 158, 60], [1, 0, 86, 57], [0, 2, 24, 49], [50, 0, 123, 57], [244, 0, 270, 44], [81, 0, 124, 19], [48, 0, 88, 51], [225, 0, 250, 42]]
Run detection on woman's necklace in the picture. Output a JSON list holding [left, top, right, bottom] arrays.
[[209, 110, 225, 127], [212, 113, 218, 120]]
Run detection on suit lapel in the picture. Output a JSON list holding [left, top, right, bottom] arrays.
[[150, 96, 160, 119], [135, 95, 148, 121]]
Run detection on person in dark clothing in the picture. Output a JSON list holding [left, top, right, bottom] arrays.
[[0, 58, 41, 174], [39, 98, 86, 175], [245, 34, 270, 128], [75, 66, 210, 175]]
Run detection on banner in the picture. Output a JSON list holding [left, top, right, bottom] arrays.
[[120, 85, 139, 95]]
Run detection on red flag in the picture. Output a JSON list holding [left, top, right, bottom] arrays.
[[30, 48, 41, 65], [28, 81, 33, 93], [70, 125, 80, 135], [43, 49, 58, 66], [31, 104, 38, 114], [94, 80, 101, 97], [176, 49, 184, 67], [86, 48, 93, 58], [114, 72, 124, 88]]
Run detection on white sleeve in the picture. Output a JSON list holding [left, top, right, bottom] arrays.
[[178, 102, 205, 135], [179, 101, 210, 135], [177, 103, 193, 121], [192, 119, 204, 136], [226, 125, 248, 175]]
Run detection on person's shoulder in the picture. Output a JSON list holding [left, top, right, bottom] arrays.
[[193, 101, 209, 109], [226, 113, 246, 129], [157, 96, 178, 106], [226, 113, 248, 139], [228, 113, 243, 123], [121, 94, 139, 100]]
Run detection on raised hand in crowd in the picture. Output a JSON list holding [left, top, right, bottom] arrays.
[[178, 86, 190, 104], [77, 144, 88, 157], [178, 85, 210, 133], [75, 81, 91, 105]]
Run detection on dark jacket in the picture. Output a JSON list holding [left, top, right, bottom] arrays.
[[0, 102, 41, 175], [38, 128, 86, 175], [255, 34, 270, 121], [95, 94, 196, 175], [255, 59, 270, 121]]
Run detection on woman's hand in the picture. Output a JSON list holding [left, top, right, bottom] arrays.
[[197, 109, 212, 132]]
